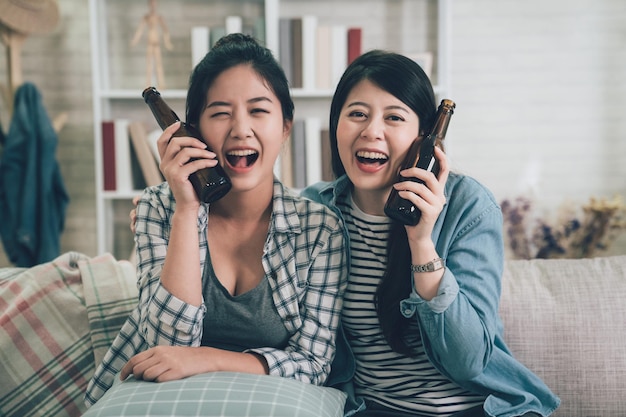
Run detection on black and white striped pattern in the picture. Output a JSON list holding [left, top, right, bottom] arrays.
[[338, 194, 484, 416]]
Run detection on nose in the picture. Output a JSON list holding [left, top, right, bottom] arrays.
[[230, 113, 254, 140], [361, 117, 384, 141]]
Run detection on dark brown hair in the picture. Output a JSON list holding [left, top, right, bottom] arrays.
[[329, 50, 437, 354]]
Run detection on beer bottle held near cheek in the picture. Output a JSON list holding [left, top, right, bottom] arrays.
[[384, 99, 456, 225], [142, 86, 232, 203]]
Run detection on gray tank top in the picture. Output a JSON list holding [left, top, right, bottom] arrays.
[[200, 251, 290, 352]]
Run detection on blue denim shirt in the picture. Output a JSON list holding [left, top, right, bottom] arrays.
[[301, 173, 560, 417]]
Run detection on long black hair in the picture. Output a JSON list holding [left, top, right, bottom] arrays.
[[186, 33, 294, 128], [329, 50, 437, 355]]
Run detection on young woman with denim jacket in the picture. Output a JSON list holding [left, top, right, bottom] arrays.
[[301, 50, 559, 417]]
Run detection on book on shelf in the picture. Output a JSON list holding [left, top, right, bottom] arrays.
[[278, 18, 362, 91], [210, 26, 226, 47], [191, 16, 267, 61], [347, 27, 362, 65], [320, 128, 333, 182], [290, 17, 303, 89], [330, 25, 348, 88], [128, 121, 164, 187], [278, 137, 294, 188], [253, 16, 266, 44], [280, 15, 318, 90], [301, 15, 318, 90], [279, 118, 329, 189], [101, 121, 116, 191], [304, 117, 322, 185], [102, 119, 150, 192], [278, 18, 293, 87], [114, 119, 134, 193], [191, 26, 210, 68], [128, 142, 147, 191], [315, 25, 332, 90], [291, 119, 307, 189], [405, 52, 434, 79], [146, 128, 162, 163], [225, 15, 243, 34]]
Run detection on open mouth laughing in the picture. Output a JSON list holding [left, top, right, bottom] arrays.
[[226, 149, 259, 168], [356, 150, 388, 166]]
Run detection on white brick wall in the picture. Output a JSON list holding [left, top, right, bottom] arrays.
[[448, 0, 626, 212], [0, 0, 624, 266]]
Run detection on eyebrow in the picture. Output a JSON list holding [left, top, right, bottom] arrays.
[[207, 96, 274, 108], [346, 101, 410, 114]]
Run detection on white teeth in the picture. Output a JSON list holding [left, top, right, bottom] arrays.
[[227, 149, 257, 156], [356, 150, 388, 160]]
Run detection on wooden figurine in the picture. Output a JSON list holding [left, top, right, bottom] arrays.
[[130, 0, 173, 89]]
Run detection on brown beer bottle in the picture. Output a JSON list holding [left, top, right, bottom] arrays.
[[142, 87, 231, 203], [383, 99, 456, 225]]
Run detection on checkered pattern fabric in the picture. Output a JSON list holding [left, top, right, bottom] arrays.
[[82, 372, 346, 417], [0, 252, 138, 417], [86, 180, 348, 405]]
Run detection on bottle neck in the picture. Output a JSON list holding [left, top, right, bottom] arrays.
[[143, 87, 182, 129], [146, 100, 181, 129], [432, 111, 452, 139], [431, 101, 455, 139]]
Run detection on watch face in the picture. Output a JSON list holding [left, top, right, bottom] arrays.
[[433, 259, 443, 270]]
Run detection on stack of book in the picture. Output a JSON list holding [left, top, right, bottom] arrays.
[[279, 16, 362, 91], [103, 117, 334, 194], [191, 15, 266, 68], [278, 117, 333, 190], [101, 120, 163, 193]]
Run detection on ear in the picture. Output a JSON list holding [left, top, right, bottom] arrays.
[[282, 119, 293, 143]]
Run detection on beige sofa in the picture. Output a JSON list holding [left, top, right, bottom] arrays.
[[1, 252, 625, 417], [499, 255, 626, 416]]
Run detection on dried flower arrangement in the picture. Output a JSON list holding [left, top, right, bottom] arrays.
[[501, 195, 626, 259]]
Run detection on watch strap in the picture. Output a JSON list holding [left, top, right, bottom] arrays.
[[411, 257, 445, 273]]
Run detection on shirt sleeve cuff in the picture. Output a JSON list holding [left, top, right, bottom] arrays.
[[245, 347, 280, 375], [400, 268, 459, 317], [152, 284, 207, 334]]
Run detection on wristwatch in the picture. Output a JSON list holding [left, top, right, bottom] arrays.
[[411, 257, 445, 273]]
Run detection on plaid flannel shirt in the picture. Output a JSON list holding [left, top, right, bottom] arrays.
[[85, 180, 347, 406]]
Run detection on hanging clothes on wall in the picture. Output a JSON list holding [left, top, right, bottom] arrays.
[[0, 119, 5, 147], [0, 82, 69, 267]]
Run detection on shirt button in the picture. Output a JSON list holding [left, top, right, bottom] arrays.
[[404, 309, 412, 316]]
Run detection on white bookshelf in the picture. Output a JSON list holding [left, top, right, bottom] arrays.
[[89, 0, 451, 257]]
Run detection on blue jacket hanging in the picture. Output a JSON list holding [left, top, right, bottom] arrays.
[[0, 82, 69, 267]]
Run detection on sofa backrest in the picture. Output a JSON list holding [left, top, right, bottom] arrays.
[[500, 255, 626, 417]]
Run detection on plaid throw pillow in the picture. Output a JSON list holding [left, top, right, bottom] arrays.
[[83, 372, 346, 417], [0, 252, 138, 417]]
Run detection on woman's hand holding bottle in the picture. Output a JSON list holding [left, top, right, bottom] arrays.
[[156, 121, 218, 208], [398, 146, 449, 243]]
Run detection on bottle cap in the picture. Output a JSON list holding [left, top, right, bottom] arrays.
[[440, 99, 456, 110], [142, 86, 160, 103]]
